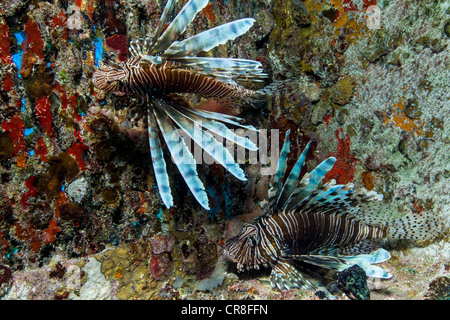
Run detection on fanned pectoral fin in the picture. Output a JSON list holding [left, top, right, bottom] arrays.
[[147, 109, 174, 209], [187, 107, 258, 132], [152, 100, 210, 210], [270, 258, 316, 290], [160, 100, 247, 181], [173, 104, 258, 151], [291, 248, 393, 279]]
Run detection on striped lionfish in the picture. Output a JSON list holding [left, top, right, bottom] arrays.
[[92, 0, 266, 209], [224, 131, 439, 291]]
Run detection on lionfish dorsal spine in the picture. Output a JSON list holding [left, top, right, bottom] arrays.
[[269, 130, 291, 210], [150, 0, 209, 55], [162, 18, 256, 58], [151, 0, 178, 46], [276, 141, 311, 211], [283, 157, 337, 212]]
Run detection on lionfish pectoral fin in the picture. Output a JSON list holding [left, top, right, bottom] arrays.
[[190, 107, 258, 132], [147, 108, 174, 208], [158, 99, 247, 181], [293, 249, 393, 279], [338, 249, 393, 279], [152, 100, 210, 210], [175, 104, 258, 151], [270, 258, 316, 290]]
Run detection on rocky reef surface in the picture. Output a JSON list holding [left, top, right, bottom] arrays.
[[0, 0, 449, 300]]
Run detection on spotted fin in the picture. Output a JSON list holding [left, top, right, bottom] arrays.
[[163, 18, 256, 58], [151, 0, 209, 55], [303, 183, 442, 242], [152, 99, 210, 210], [160, 100, 247, 181], [147, 108, 174, 208], [270, 258, 316, 290], [387, 210, 441, 242]]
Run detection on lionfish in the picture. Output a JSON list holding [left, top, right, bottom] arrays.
[[224, 131, 440, 291], [92, 0, 266, 209]]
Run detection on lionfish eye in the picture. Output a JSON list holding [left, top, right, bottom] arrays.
[[247, 235, 259, 247]]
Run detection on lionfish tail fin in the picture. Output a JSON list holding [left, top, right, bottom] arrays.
[[387, 210, 442, 242], [310, 184, 442, 243]]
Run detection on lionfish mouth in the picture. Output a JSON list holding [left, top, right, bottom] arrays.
[[92, 70, 109, 91], [223, 246, 265, 272]]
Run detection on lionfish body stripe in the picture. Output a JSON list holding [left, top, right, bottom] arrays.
[[94, 57, 254, 98], [224, 130, 441, 291], [93, 0, 266, 210]]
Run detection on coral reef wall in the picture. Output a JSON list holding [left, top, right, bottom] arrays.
[[0, 0, 449, 299]]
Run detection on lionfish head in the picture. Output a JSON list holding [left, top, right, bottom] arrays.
[[92, 62, 127, 94], [224, 223, 277, 272]]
